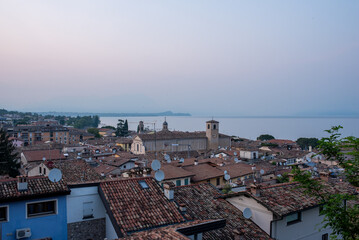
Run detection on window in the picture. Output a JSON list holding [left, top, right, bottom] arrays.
[[322, 233, 329, 240], [216, 177, 220, 185], [286, 212, 301, 225], [83, 202, 94, 219], [43, 168, 46, 175], [39, 167, 42, 174], [137, 144, 139, 152], [213, 124, 216, 130], [0, 206, 8, 222], [176, 180, 181, 186], [207, 124, 210, 129], [184, 178, 189, 185], [27, 200, 56, 218]]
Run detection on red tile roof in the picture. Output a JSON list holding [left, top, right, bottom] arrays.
[[174, 183, 271, 239], [99, 177, 185, 236], [183, 163, 224, 182], [250, 182, 356, 217], [0, 176, 70, 202], [22, 149, 67, 162], [53, 160, 102, 184], [150, 164, 194, 181], [218, 163, 254, 178]]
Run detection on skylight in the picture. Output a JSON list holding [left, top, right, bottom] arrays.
[[139, 181, 149, 189]]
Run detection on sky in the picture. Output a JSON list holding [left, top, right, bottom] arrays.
[[0, 1, 358, 117]]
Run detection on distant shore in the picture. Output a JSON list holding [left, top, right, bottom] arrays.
[[37, 111, 191, 117]]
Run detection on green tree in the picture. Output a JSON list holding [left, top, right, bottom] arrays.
[[293, 126, 359, 240], [222, 184, 233, 194], [87, 128, 101, 138], [296, 137, 319, 150], [257, 134, 275, 141], [102, 126, 116, 130], [0, 128, 20, 177], [116, 119, 129, 137], [277, 172, 289, 183]]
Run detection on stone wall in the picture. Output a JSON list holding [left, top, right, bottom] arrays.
[[67, 218, 105, 240]]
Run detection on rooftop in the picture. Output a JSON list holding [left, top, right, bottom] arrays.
[[174, 183, 271, 239], [22, 149, 67, 162], [99, 177, 185, 237], [183, 163, 224, 182], [0, 176, 70, 202]]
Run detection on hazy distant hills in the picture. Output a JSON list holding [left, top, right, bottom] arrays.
[[37, 111, 191, 117]]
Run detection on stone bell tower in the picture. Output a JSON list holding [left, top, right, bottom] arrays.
[[206, 120, 219, 150]]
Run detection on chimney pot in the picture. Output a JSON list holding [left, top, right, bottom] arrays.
[[250, 184, 260, 197], [17, 175, 28, 192], [163, 182, 175, 200]]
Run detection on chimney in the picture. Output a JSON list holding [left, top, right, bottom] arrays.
[[163, 182, 175, 200], [233, 229, 245, 240], [250, 184, 260, 197], [143, 168, 151, 177], [319, 172, 329, 182], [179, 203, 187, 213], [309, 146, 312, 152], [194, 159, 198, 166], [17, 175, 28, 192]]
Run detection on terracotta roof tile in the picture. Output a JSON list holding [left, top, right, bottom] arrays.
[[174, 183, 271, 239], [53, 160, 102, 184], [0, 176, 70, 202], [183, 163, 224, 182], [99, 177, 185, 236], [22, 149, 67, 162]]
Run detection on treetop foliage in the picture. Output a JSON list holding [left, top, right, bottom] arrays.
[[257, 134, 275, 141]]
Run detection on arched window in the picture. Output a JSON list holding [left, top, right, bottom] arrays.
[[213, 124, 216, 130], [208, 124, 210, 129], [137, 144, 139, 152]]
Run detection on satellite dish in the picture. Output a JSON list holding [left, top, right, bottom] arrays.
[[42, 157, 46, 161], [155, 170, 165, 181], [243, 208, 252, 219], [234, 158, 239, 163], [224, 170, 228, 174], [164, 154, 170, 161], [234, 152, 237, 156], [313, 167, 318, 171], [151, 160, 161, 171], [260, 169, 265, 175], [179, 158, 184, 163], [224, 174, 230, 181], [48, 168, 62, 183]]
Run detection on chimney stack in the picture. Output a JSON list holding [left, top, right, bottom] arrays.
[[250, 184, 261, 197], [194, 159, 198, 166], [319, 172, 329, 182], [163, 182, 175, 200], [309, 146, 313, 152], [179, 203, 187, 213], [17, 175, 28, 192]]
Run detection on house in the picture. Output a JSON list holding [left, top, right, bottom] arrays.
[[183, 162, 226, 186], [99, 128, 116, 137], [240, 150, 259, 160], [98, 177, 186, 238], [150, 164, 194, 186], [225, 182, 356, 240], [0, 176, 70, 240], [174, 183, 271, 239], [21, 149, 67, 165], [116, 137, 132, 152], [131, 120, 231, 154]]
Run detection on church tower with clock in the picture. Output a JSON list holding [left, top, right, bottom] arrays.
[[206, 120, 219, 150]]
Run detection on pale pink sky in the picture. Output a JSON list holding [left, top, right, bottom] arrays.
[[1, 0, 358, 116]]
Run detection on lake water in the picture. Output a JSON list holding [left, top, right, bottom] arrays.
[[100, 116, 359, 141]]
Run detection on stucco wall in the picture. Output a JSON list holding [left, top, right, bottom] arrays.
[[0, 196, 68, 240], [272, 207, 332, 240], [227, 195, 273, 234], [67, 186, 106, 224], [106, 213, 118, 240]]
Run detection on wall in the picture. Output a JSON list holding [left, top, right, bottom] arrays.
[[66, 186, 106, 223], [106, 213, 118, 240], [219, 137, 231, 149], [240, 151, 258, 159], [272, 207, 333, 240], [227, 195, 273, 234], [143, 138, 208, 153], [160, 177, 191, 187], [0, 196, 67, 240], [197, 177, 225, 186], [27, 163, 50, 177]]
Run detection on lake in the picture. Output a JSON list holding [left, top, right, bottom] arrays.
[[100, 116, 359, 141]]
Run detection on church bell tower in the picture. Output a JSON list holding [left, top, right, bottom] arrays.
[[206, 120, 219, 150]]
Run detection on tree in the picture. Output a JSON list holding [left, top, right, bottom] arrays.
[[277, 172, 289, 183], [102, 126, 116, 130], [293, 126, 359, 240], [116, 119, 129, 137], [296, 137, 319, 150], [257, 134, 275, 141], [0, 128, 20, 177], [87, 128, 101, 138]]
